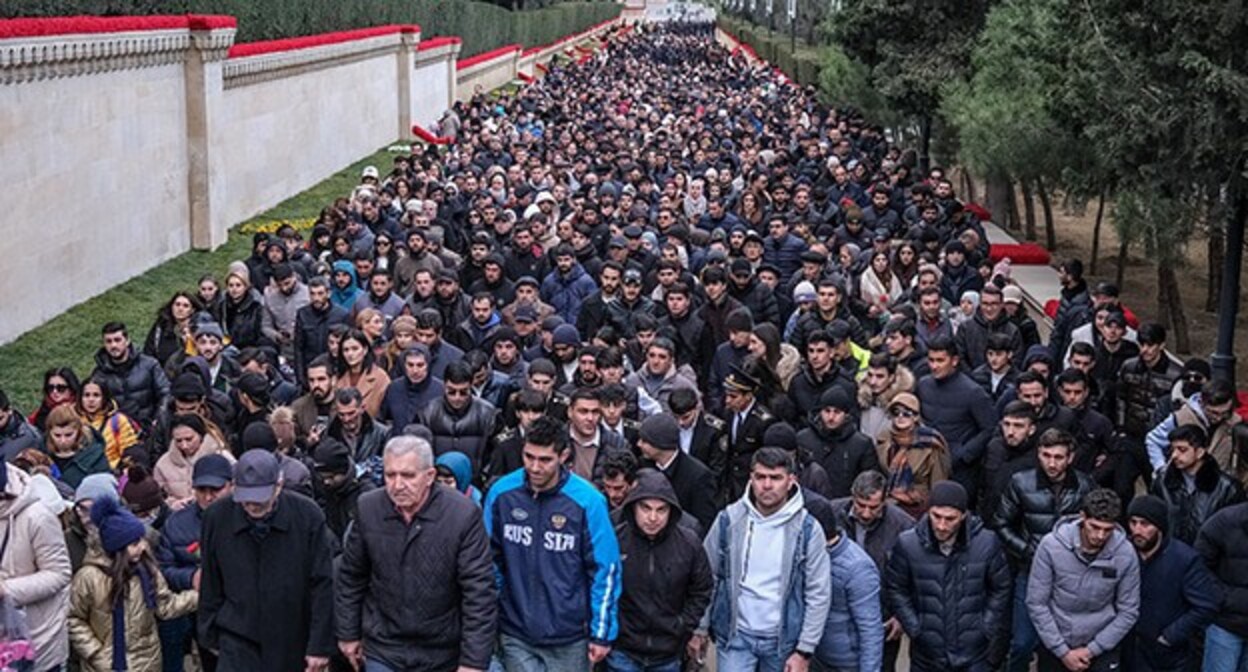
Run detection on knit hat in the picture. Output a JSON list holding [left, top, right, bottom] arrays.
[[725, 309, 754, 334], [1127, 495, 1169, 535], [171, 372, 206, 401], [818, 387, 855, 413], [312, 438, 352, 475], [928, 481, 968, 512], [90, 497, 147, 554], [241, 421, 278, 452], [553, 324, 581, 346], [121, 466, 164, 514], [75, 473, 120, 505], [639, 414, 681, 452], [793, 281, 817, 303], [762, 422, 797, 453]]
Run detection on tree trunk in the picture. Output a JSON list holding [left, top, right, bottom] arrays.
[[960, 168, 977, 204], [918, 114, 932, 176], [1090, 188, 1106, 275], [1158, 263, 1192, 353], [1115, 239, 1129, 289], [985, 171, 1013, 229], [1006, 177, 1022, 231], [1020, 178, 1038, 242], [1037, 176, 1058, 251], [1207, 221, 1225, 312]]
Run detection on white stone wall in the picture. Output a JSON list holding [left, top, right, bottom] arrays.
[[0, 58, 191, 344], [412, 49, 454, 128], [218, 46, 402, 228], [456, 53, 518, 102]]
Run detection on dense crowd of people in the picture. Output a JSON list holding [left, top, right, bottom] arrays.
[[0, 19, 1247, 672]]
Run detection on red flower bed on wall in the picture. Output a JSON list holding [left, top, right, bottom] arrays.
[[0, 14, 234, 39], [456, 44, 521, 71], [228, 24, 418, 58], [989, 243, 1051, 266], [417, 36, 461, 51]]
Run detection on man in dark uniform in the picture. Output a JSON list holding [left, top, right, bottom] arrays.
[[718, 365, 774, 504], [670, 388, 727, 491]]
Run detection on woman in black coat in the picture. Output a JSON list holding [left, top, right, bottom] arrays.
[[223, 270, 269, 351]]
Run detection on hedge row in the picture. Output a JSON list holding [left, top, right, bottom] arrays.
[[718, 14, 820, 88], [0, 0, 621, 56]]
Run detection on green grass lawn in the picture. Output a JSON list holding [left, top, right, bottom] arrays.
[[0, 144, 402, 412]]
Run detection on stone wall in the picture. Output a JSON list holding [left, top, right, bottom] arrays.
[[0, 15, 619, 346]]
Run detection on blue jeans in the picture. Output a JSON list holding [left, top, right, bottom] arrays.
[[717, 630, 786, 672], [605, 650, 682, 672], [500, 634, 589, 672], [1206, 624, 1248, 672], [364, 660, 397, 672], [1007, 572, 1038, 672]]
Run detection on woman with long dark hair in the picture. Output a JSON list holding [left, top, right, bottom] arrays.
[[333, 329, 390, 418], [29, 366, 80, 431], [143, 291, 203, 366], [76, 376, 141, 469]]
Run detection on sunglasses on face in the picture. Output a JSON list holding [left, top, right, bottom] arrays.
[[890, 407, 919, 419], [46, 384, 70, 393]]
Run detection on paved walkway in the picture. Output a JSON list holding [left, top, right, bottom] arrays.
[[984, 220, 1061, 338]]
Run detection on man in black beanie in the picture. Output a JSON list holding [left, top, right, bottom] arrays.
[[637, 413, 716, 531], [797, 387, 880, 500], [1125, 495, 1219, 672], [884, 479, 1011, 671]]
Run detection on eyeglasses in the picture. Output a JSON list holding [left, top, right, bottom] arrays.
[[46, 384, 70, 393], [890, 407, 919, 419]]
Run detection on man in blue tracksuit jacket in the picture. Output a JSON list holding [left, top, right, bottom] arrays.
[[484, 416, 621, 670]]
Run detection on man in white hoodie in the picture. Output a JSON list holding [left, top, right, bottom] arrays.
[[693, 447, 831, 672]]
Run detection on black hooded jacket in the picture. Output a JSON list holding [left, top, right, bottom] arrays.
[[613, 470, 713, 663]]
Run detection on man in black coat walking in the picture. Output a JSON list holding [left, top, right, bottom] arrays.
[[796, 387, 881, 500], [612, 469, 713, 670], [199, 450, 335, 672], [336, 436, 496, 671], [636, 413, 718, 532]]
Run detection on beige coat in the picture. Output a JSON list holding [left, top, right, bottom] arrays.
[[152, 434, 234, 504], [0, 466, 72, 670], [335, 365, 390, 418], [68, 549, 197, 672]]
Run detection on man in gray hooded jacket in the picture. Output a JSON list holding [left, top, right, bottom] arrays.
[[1027, 488, 1140, 672]]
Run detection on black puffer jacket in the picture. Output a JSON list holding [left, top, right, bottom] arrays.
[[90, 345, 171, 427], [224, 288, 269, 351], [787, 364, 857, 428], [797, 421, 880, 500], [884, 514, 1012, 669], [955, 311, 1022, 370], [418, 399, 498, 471], [335, 485, 496, 670], [1151, 457, 1245, 545], [614, 471, 713, 663], [1117, 355, 1183, 438], [990, 467, 1092, 567], [1197, 503, 1248, 637]]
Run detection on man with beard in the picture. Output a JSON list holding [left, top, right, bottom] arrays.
[[1122, 495, 1218, 672], [624, 338, 698, 414], [541, 244, 598, 324], [432, 269, 471, 332], [1149, 425, 1244, 545], [993, 429, 1094, 672], [503, 224, 548, 281], [310, 438, 375, 551], [1027, 490, 1139, 672], [604, 268, 656, 340], [577, 261, 622, 339], [293, 278, 349, 387], [91, 321, 171, 428], [978, 401, 1037, 521], [351, 269, 404, 326], [418, 361, 498, 472], [395, 228, 444, 296], [292, 355, 338, 439], [467, 253, 515, 309], [451, 293, 502, 354], [262, 263, 310, 361]]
